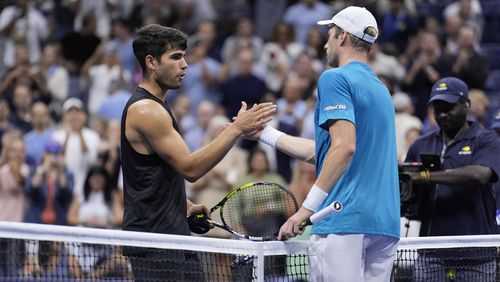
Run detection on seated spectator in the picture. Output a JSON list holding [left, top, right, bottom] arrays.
[[184, 100, 216, 152], [444, 0, 484, 40], [237, 148, 287, 189]]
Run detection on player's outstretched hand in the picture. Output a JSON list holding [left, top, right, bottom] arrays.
[[233, 102, 276, 134], [278, 207, 313, 240]]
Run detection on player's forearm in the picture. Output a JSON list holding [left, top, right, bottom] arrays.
[[182, 125, 240, 182], [315, 143, 354, 194], [276, 134, 316, 164]]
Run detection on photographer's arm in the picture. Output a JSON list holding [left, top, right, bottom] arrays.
[[413, 165, 494, 187]]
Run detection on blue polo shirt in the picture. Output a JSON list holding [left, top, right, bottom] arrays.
[[312, 62, 400, 239], [405, 122, 500, 236]]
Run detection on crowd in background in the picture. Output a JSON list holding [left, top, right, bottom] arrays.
[[0, 0, 499, 238]]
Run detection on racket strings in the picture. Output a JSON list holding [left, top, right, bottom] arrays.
[[221, 184, 297, 238]]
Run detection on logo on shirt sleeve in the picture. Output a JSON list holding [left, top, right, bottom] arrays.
[[324, 104, 348, 111], [458, 146, 472, 155]]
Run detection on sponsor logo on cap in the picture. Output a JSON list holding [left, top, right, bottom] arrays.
[[458, 145, 472, 155]]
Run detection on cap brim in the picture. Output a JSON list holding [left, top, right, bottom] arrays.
[[491, 121, 500, 129], [428, 94, 461, 104], [317, 20, 334, 26]]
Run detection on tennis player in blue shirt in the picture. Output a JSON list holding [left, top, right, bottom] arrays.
[[252, 6, 400, 282]]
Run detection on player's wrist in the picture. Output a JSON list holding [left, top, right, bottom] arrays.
[[302, 184, 328, 212], [259, 126, 284, 148]]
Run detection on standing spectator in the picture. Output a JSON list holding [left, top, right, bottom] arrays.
[[52, 98, 100, 200], [24, 140, 73, 225], [444, 0, 483, 40], [282, 0, 331, 45], [403, 31, 450, 120], [0, 0, 48, 68], [81, 43, 131, 117], [221, 17, 263, 68], [97, 79, 132, 122], [0, 137, 29, 222], [220, 49, 267, 121], [23, 102, 54, 167], [0, 98, 14, 153], [39, 44, 69, 115], [10, 84, 33, 134], [377, 0, 418, 55], [450, 25, 489, 89], [109, 18, 138, 85], [172, 37, 221, 116], [392, 92, 422, 162], [405, 77, 500, 281]]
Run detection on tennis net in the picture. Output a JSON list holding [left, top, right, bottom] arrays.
[[0, 221, 500, 281]]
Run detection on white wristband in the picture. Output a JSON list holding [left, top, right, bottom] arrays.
[[302, 184, 328, 212], [259, 126, 284, 148]]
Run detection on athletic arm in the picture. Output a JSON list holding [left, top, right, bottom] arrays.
[[128, 100, 275, 182], [411, 165, 493, 186], [276, 133, 316, 163]]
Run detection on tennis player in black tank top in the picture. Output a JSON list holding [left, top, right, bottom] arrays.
[[122, 25, 276, 281]]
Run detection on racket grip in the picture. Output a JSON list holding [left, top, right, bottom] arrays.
[[310, 201, 343, 224]]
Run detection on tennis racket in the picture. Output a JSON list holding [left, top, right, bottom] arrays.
[[188, 182, 298, 241]]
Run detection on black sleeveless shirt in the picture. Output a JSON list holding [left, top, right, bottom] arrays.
[[120, 87, 189, 235]]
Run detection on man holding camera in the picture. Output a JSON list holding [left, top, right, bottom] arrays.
[[405, 77, 500, 281]]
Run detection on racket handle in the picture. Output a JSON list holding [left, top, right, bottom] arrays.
[[299, 201, 343, 230]]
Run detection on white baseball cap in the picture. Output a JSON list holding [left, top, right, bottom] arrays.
[[317, 6, 378, 44]]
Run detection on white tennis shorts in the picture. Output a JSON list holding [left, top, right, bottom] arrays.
[[308, 233, 399, 282]]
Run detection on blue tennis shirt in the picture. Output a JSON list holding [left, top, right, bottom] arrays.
[[312, 62, 400, 239]]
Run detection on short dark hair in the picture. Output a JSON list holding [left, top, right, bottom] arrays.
[[133, 24, 188, 73]]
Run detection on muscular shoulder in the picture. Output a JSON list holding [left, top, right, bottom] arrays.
[[126, 99, 172, 135]]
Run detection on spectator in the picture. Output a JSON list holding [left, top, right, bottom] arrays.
[[173, 0, 216, 35], [169, 94, 193, 135], [96, 79, 132, 122], [443, 15, 463, 56], [23, 102, 54, 167], [184, 100, 216, 152], [0, 0, 48, 68], [402, 31, 450, 120], [189, 20, 221, 62], [392, 92, 422, 162], [490, 109, 500, 231], [52, 98, 100, 200], [220, 49, 267, 122], [377, 0, 418, 55], [282, 0, 331, 45], [171, 37, 221, 116], [304, 26, 326, 63], [108, 18, 138, 85], [450, 25, 489, 89], [0, 98, 14, 152], [236, 147, 287, 189], [444, 0, 483, 40], [24, 140, 73, 225], [81, 43, 131, 117], [10, 84, 33, 134], [288, 160, 316, 208], [38, 44, 69, 116], [66, 165, 127, 279], [221, 17, 263, 69], [468, 89, 490, 127], [0, 137, 29, 222], [405, 77, 500, 281], [369, 43, 406, 86]]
